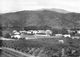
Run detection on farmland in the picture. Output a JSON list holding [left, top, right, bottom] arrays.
[[1, 37, 80, 57], [0, 47, 35, 57]]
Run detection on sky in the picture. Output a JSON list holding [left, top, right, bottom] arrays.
[[0, 0, 80, 13]]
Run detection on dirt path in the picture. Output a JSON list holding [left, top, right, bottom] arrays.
[[0, 47, 35, 57]]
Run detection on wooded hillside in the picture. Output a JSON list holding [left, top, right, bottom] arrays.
[[0, 9, 80, 30]]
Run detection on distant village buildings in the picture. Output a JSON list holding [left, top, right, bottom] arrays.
[[4, 27, 80, 40], [55, 34, 63, 37], [63, 34, 71, 38], [77, 30, 80, 34], [10, 29, 52, 39]]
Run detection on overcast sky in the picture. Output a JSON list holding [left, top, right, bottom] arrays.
[[0, 0, 80, 13]]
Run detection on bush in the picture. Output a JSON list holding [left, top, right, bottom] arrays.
[[0, 40, 2, 47], [3, 33, 11, 38], [0, 31, 2, 37]]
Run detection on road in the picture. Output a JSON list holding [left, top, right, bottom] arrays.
[[0, 37, 15, 40], [0, 47, 35, 57]]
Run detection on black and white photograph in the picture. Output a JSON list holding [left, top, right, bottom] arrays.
[[0, 0, 80, 57]]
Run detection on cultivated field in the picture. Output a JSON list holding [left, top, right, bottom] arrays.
[[1, 37, 80, 57]]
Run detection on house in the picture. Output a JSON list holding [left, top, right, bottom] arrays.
[[71, 36, 80, 39], [11, 34, 21, 39], [77, 30, 80, 34], [36, 30, 52, 34], [67, 29, 76, 33], [58, 40, 64, 44], [46, 30, 52, 35], [34, 30, 52, 37], [11, 30, 21, 39], [55, 34, 63, 37], [26, 30, 33, 34], [63, 34, 71, 38], [32, 30, 38, 34], [19, 30, 27, 33], [37, 30, 46, 33], [35, 33, 49, 36], [71, 34, 80, 39], [12, 30, 20, 35]]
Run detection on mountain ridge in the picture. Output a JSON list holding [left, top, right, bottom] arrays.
[[0, 9, 80, 30]]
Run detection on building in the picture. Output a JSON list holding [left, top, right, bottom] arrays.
[[46, 30, 52, 35], [55, 34, 63, 37], [12, 30, 20, 35], [77, 30, 80, 34], [63, 34, 71, 38]]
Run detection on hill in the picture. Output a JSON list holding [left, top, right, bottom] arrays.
[[0, 9, 80, 30]]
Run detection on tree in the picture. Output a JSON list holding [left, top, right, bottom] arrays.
[[61, 28, 68, 34], [0, 40, 2, 55], [24, 26, 38, 31], [38, 25, 52, 30], [0, 24, 2, 37], [4, 33, 11, 38]]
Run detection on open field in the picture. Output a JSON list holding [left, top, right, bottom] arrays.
[[1, 37, 80, 57]]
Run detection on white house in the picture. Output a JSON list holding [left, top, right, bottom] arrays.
[[63, 34, 71, 38], [71, 36, 80, 39], [12, 30, 20, 35], [77, 30, 80, 34], [11, 30, 21, 39], [46, 30, 52, 35], [26, 30, 32, 34], [32, 30, 38, 34], [37, 30, 46, 33], [34, 30, 52, 37], [19, 30, 27, 33], [11, 34, 21, 39], [13, 30, 17, 33], [58, 40, 64, 44], [55, 34, 63, 37]]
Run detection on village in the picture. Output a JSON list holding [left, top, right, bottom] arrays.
[[1, 28, 80, 40]]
